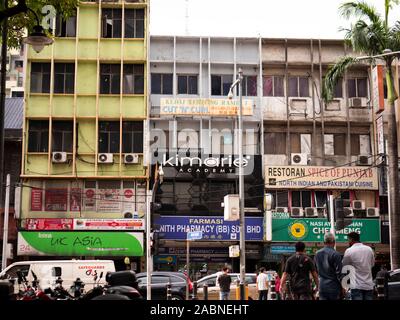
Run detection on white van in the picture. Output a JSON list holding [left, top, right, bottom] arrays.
[[0, 260, 115, 293]]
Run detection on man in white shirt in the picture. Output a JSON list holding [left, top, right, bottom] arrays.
[[256, 267, 269, 300], [342, 232, 375, 300]]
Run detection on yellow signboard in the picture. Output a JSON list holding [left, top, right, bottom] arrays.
[[160, 98, 253, 116], [265, 166, 379, 190]]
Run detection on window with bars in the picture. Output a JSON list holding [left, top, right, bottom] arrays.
[[54, 63, 75, 94], [151, 73, 173, 94], [99, 121, 120, 153], [28, 120, 49, 152], [263, 75, 284, 96], [347, 78, 368, 98], [123, 64, 144, 94], [52, 121, 73, 152], [211, 75, 233, 96], [125, 9, 144, 38], [102, 9, 122, 38], [177, 75, 198, 94], [30, 63, 51, 93], [122, 121, 144, 153], [55, 15, 77, 37], [288, 76, 309, 97]]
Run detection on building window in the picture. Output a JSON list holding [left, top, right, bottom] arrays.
[[288, 76, 309, 97], [291, 190, 312, 208], [55, 15, 77, 37], [99, 121, 120, 153], [314, 191, 328, 207], [347, 78, 367, 98], [52, 121, 73, 152], [100, 64, 121, 94], [178, 75, 198, 95], [15, 60, 23, 69], [240, 75, 257, 96], [211, 75, 233, 96], [102, 9, 122, 38], [351, 134, 371, 156], [290, 133, 311, 154], [54, 63, 75, 94], [263, 75, 284, 97], [122, 121, 143, 153], [264, 132, 286, 154], [28, 120, 49, 152], [125, 9, 144, 38], [123, 64, 144, 94], [151, 73, 173, 94], [268, 190, 289, 208], [30, 63, 50, 93], [324, 133, 346, 156], [11, 91, 24, 97]]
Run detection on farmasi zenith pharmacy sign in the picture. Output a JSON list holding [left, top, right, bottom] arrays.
[[265, 166, 378, 190]]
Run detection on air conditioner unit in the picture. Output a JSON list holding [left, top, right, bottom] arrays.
[[366, 207, 380, 217], [344, 207, 354, 217], [124, 153, 140, 164], [52, 152, 67, 163], [276, 207, 288, 213], [349, 97, 362, 108], [357, 155, 372, 166], [290, 207, 304, 217], [98, 153, 114, 164], [316, 207, 327, 217], [223, 195, 240, 221], [305, 207, 318, 217], [352, 200, 365, 210], [291, 153, 308, 166]]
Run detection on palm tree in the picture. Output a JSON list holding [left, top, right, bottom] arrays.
[[323, 0, 400, 269]]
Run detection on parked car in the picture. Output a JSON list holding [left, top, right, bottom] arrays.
[[387, 269, 400, 300], [136, 271, 192, 300], [0, 260, 115, 294], [196, 273, 257, 300]]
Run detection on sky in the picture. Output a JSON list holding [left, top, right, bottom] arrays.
[[149, 0, 394, 39]]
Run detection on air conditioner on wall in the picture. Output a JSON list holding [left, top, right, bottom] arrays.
[[52, 152, 67, 164], [98, 153, 114, 164], [316, 207, 327, 217], [305, 207, 318, 218], [366, 207, 380, 217], [352, 200, 365, 210], [357, 155, 372, 166], [291, 153, 308, 166], [124, 153, 140, 164], [344, 207, 354, 217], [349, 97, 363, 108], [290, 207, 304, 217], [276, 207, 288, 213]]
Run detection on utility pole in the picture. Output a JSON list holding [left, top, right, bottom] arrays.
[[1, 174, 10, 270]]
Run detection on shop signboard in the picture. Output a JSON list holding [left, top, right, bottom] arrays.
[[30, 188, 43, 211], [265, 166, 378, 190], [73, 219, 145, 231], [25, 219, 74, 231], [160, 98, 253, 116], [154, 255, 177, 264], [45, 188, 68, 211], [155, 216, 264, 241], [17, 232, 144, 256], [272, 212, 380, 243], [97, 189, 121, 212]]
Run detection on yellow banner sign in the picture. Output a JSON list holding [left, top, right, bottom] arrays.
[[265, 166, 378, 190], [160, 98, 253, 116]]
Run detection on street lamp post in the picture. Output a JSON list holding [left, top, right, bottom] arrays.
[[228, 68, 246, 300]]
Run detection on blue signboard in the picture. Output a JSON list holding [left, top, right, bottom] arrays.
[[154, 255, 177, 264], [270, 245, 296, 254], [187, 231, 203, 240], [155, 216, 264, 241]]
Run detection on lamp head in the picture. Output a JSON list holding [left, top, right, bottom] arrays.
[[23, 25, 54, 53], [228, 90, 234, 100]]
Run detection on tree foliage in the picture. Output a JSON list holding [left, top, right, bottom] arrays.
[[0, 0, 78, 48], [323, 0, 400, 103]]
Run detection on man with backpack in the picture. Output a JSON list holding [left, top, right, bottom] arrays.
[[279, 241, 319, 300]]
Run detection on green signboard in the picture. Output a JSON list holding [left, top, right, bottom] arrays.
[[18, 232, 144, 256], [272, 213, 380, 243]]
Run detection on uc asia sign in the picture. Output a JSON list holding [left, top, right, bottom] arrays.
[[155, 216, 263, 241], [265, 166, 379, 190], [160, 98, 253, 116]]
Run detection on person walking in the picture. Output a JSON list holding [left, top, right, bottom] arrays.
[[217, 267, 232, 300], [280, 241, 319, 300], [256, 267, 269, 300], [314, 232, 344, 300], [342, 232, 375, 300]]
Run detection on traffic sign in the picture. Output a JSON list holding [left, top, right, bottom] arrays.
[[187, 231, 203, 240]]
